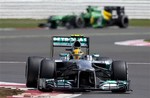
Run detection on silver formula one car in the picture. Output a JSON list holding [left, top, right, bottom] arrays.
[[25, 35, 131, 93]]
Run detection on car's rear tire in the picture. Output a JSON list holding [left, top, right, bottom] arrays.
[[111, 61, 128, 93], [38, 58, 55, 92], [118, 15, 129, 28], [75, 16, 85, 28], [25, 56, 44, 88]]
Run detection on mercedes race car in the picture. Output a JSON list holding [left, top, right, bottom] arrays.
[[25, 35, 131, 93], [38, 6, 129, 29]]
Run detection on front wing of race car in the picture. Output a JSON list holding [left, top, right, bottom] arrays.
[[38, 78, 131, 92]]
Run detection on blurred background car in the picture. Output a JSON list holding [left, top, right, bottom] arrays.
[[38, 6, 129, 29]]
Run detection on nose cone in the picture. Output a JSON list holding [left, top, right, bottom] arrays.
[[77, 60, 95, 71]]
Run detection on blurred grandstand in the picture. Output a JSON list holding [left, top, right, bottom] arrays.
[[0, 0, 150, 19]]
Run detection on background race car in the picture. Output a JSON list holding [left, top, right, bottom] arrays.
[[25, 35, 131, 93], [38, 6, 129, 29]]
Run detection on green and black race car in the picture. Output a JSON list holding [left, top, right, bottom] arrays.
[[39, 6, 129, 29]]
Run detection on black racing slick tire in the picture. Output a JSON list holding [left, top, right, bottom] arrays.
[[118, 15, 129, 28], [111, 61, 128, 80], [38, 58, 55, 92], [75, 16, 85, 28], [39, 58, 55, 79], [25, 56, 44, 88], [111, 61, 128, 93]]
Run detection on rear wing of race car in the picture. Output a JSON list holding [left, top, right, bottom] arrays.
[[50, 35, 90, 58], [104, 6, 125, 17]]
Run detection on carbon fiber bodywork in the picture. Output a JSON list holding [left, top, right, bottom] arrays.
[[37, 59, 131, 92], [26, 35, 131, 93]]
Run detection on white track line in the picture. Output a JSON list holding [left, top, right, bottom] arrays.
[[0, 81, 25, 85], [0, 61, 150, 65], [0, 61, 26, 64], [127, 62, 150, 65], [1, 32, 150, 39]]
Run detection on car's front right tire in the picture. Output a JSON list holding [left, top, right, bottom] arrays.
[[38, 58, 55, 92], [25, 56, 44, 88]]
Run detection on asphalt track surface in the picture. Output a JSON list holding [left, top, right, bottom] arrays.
[[0, 27, 150, 98]]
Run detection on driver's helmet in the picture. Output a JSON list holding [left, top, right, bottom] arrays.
[[72, 47, 84, 59]]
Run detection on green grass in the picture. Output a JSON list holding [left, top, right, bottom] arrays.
[[0, 19, 46, 28], [144, 39, 150, 42], [0, 19, 150, 28], [129, 19, 150, 27]]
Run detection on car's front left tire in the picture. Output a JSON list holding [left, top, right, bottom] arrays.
[[111, 61, 128, 93]]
